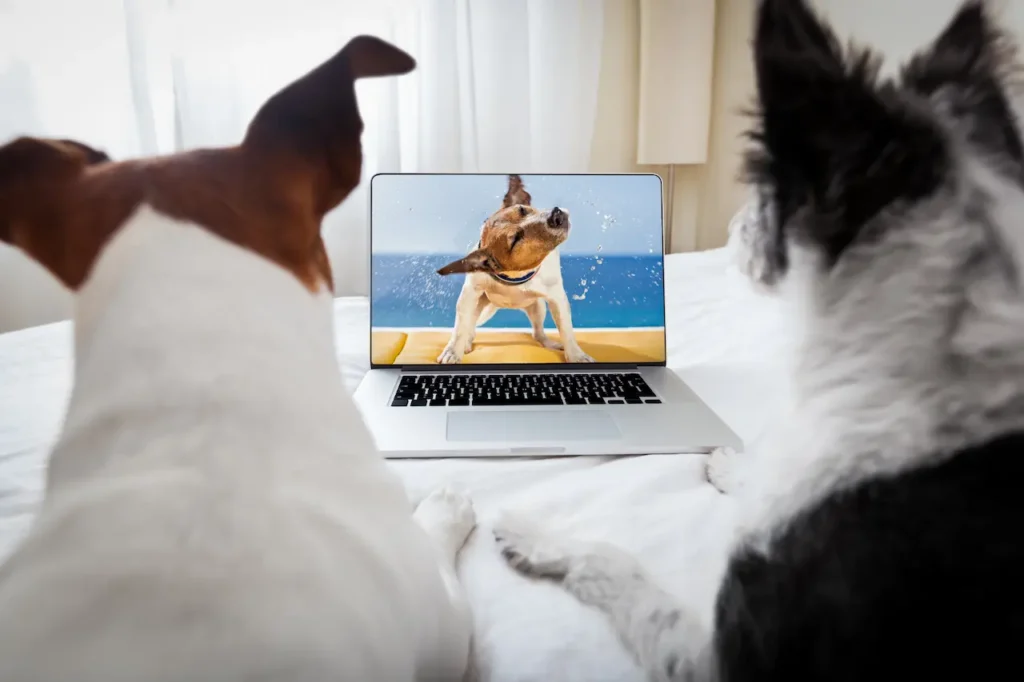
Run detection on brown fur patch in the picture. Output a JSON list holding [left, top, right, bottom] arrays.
[[0, 35, 414, 293]]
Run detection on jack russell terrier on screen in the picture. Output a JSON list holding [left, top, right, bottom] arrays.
[[0, 37, 478, 682], [436, 174, 594, 364]]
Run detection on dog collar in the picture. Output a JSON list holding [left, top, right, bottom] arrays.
[[489, 270, 537, 286]]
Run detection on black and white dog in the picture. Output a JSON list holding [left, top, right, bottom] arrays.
[[493, 0, 1024, 680]]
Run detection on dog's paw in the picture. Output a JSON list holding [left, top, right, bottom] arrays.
[[705, 446, 738, 495], [494, 513, 577, 580], [415, 486, 477, 556], [437, 346, 464, 364], [535, 335, 564, 351], [564, 347, 595, 363]]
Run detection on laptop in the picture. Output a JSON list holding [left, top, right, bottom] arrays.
[[353, 172, 742, 458]]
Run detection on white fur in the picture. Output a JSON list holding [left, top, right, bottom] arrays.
[[439, 214, 594, 364], [0, 206, 476, 682]]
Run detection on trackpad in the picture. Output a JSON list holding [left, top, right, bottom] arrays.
[[447, 411, 621, 442]]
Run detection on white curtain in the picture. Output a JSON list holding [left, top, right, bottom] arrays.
[[0, 0, 605, 333]]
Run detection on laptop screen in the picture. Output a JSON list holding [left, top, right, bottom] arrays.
[[369, 173, 667, 368]]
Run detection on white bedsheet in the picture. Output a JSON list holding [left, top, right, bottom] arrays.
[[0, 247, 787, 682]]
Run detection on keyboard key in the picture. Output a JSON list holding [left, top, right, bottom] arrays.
[[410, 399, 428, 407], [391, 399, 409, 407]]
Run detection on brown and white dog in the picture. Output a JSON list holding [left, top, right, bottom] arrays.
[[0, 38, 478, 682], [435, 174, 594, 364]]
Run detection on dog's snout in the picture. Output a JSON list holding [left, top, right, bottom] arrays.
[[548, 207, 567, 229]]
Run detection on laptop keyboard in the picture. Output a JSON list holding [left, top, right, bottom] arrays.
[[390, 373, 661, 407]]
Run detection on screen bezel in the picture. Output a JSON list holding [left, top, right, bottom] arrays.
[[367, 172, 668, 370]]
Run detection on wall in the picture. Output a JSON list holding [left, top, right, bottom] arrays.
[[815, 0, 1024, 67]]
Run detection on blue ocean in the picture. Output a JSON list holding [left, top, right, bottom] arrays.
[[371, 253, 665, 329]]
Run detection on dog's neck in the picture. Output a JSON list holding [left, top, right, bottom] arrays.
[[489, 270, 537, 285], [47, 205, 365, 492], [741, 241, 1024, 547]]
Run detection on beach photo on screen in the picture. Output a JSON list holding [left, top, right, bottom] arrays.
[[370, 173, 666, 365]]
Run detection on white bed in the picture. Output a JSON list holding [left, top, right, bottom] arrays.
[[0, 247, 787, 682]]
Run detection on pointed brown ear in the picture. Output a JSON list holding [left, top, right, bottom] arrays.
[[502, 174, 531, 207], [344, 35, 417, 78], [243, 35, 416, 215], [437, 248, 495, 275]]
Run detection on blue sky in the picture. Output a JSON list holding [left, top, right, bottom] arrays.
[[370, 174, 664, 256]]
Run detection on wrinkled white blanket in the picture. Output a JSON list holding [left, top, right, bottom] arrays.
[[0, 248, 786, 682]]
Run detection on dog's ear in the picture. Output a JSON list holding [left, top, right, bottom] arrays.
[[0, 136, 110, 247], [243, 35, 415, 216], [901, 0, 1023, 165], [437, 248, 496, 275], [746, 0, 947, 271], [54, 139, 111, 166], [502, 174, 532, 208]]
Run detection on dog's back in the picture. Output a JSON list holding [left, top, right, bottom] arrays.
[[714, 432, 1024, 681], [0, 206, 454, 682]]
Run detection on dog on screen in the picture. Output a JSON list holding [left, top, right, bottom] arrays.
[[435, 174, 594, 364]]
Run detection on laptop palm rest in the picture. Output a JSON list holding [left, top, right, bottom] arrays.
[[447, 411, 621, 442]]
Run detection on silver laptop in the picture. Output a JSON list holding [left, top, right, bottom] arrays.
[[353, 172, 741, 458]]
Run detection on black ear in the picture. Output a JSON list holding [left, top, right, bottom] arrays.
[[746, 0, 947, 269], [901, 0, 1023, 165], [437, 248, 495, 275], [502, 174, 532, 208]]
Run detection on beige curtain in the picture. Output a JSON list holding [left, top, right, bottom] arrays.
[[587, 0, 755, 255]]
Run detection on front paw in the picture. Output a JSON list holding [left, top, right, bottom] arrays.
[[438, 345, 464, 364], [493, 513, 576, 581], [535, 334, 564, 351], [705, 446, 737, 494], [564, 347, 594, 363]]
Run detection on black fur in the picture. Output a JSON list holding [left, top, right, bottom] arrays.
[[712, 431, 1024, 681], [743, 0, 1023, 276]]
